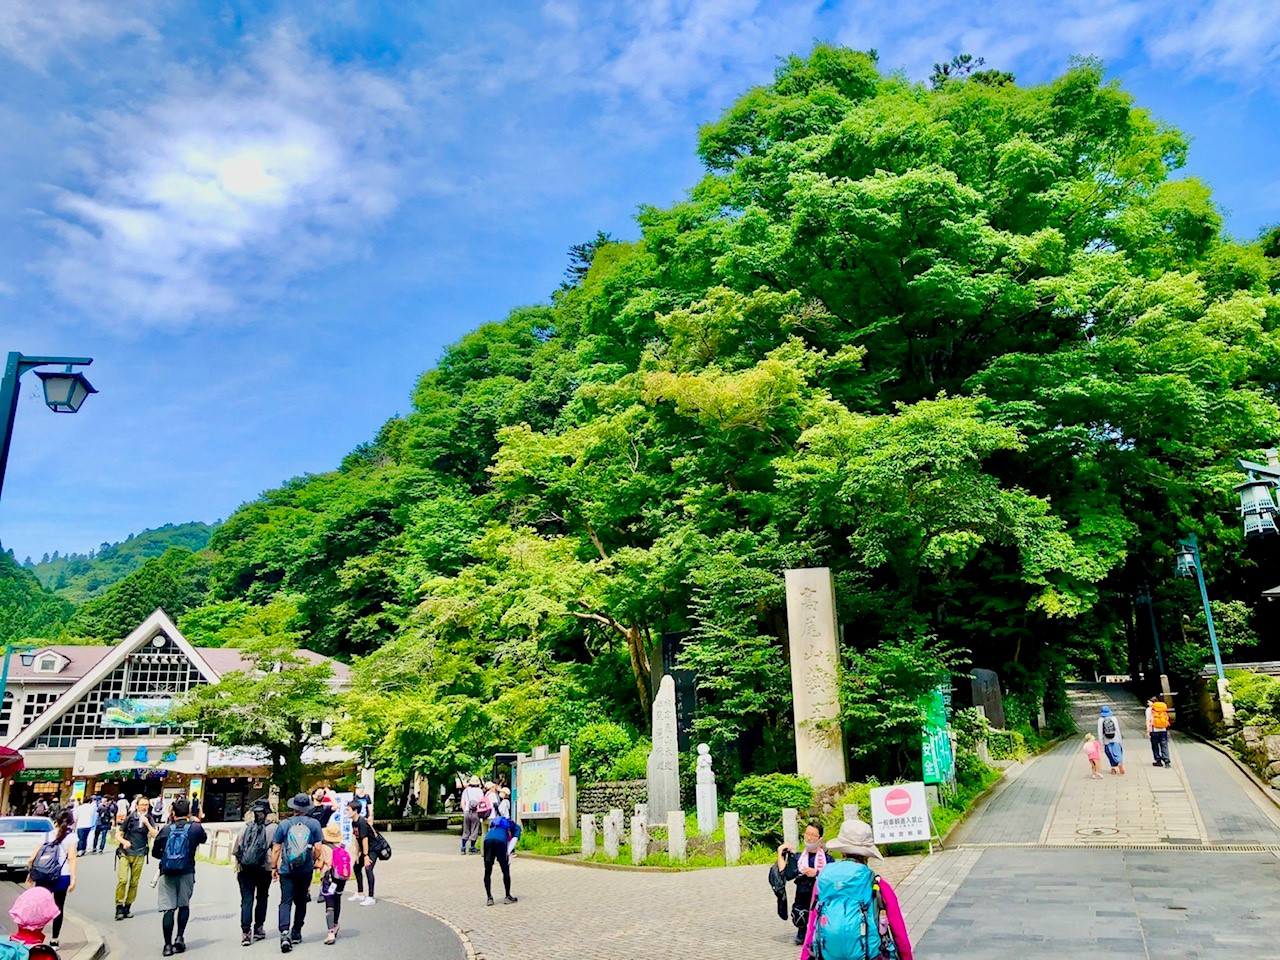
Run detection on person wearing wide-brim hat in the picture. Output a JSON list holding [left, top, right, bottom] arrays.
[[317, 820, 350, 944], [460, 777, 485, 855], [798, 819, 913, 960], [271, 794, 324, 952]]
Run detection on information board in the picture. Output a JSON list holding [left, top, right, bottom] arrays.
[[516, 757, 563, 817], [869, 782, 931, 844]]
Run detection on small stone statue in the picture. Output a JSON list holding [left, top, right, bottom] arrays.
[[695, 743, 717, 835]]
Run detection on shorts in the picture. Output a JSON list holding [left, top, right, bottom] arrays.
[[158, 873, 196, 911]]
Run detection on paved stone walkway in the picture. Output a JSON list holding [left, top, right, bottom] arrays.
[[919, 683, 1280, 958]]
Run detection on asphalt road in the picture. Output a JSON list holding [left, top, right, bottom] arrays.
[[63, 846, 466, 959]]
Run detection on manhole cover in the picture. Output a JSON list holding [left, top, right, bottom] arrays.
[[1077, 827, 1122, 838]]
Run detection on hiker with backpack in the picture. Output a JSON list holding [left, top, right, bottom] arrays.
[[233, 800, 273, 946], [1098, 705, 1127, 775], [26, 810, 77, 951], [152, 796, 207, 957], [317, 821, 354, 944], [460, 776, 484, 855], [93, 795, 112, 855], [1147, 697, 1172, 768], [271, 793, 324, 953], [481, 811, 521, 906], [114, 794, 158, 921], [775, 822, 827, 945], [799, 818, 912, 960]]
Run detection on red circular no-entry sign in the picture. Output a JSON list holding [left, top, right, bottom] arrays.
[[884, 788, 913, 816]]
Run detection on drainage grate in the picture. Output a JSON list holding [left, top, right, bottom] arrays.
[[957, 842, 1280, 852]]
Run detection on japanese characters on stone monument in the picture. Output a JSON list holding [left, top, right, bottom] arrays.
[[784, 567, 848, 787], [695, 743, 718, 835], [647, 674, 681, 824]]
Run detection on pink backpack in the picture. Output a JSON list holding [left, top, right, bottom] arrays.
[[330, 844, 353, 880]]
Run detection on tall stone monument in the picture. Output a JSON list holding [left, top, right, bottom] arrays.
[[784, 568, 848, 787], [695, 743, 718, 835], [647, 674, 681, 825]]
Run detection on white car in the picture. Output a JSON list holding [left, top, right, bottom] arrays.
[[0, 817, 54, 877]]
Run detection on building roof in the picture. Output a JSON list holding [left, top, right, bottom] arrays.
[[13, 640, 351, 683]]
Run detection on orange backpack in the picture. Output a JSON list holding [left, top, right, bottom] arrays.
[[1151, 702, 1170, 730]]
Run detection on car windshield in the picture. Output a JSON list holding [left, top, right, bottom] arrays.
[[0, 817, 54, 833]]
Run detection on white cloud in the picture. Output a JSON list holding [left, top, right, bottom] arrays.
[[40, 26, 412, 328], [0, 0, 155, 70], [1147, 0, 1280, 85]]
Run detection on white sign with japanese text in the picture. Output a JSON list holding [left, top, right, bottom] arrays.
[[869, 782, 931, 844]]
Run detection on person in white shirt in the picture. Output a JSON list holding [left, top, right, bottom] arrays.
[[73, 798, 97, 855], [116, 794, 129, 823], [459, 777, 484, 855]]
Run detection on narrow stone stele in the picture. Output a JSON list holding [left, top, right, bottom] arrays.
[[667, 810, 687, 862], [581, 814, 597, 858], [784, 567, 849, 787], [647, 675, 682, 825], [782, 807, 800, 851], [603, 808, 622, 859], [631, 815, 647, 865], [723, 812, 741, 865]]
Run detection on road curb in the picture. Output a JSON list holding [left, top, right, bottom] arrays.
[[384, 896, 478, 960], [63, 909, 106, 960]]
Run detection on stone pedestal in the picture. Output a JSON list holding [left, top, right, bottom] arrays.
[[782, 807, 799, 851], [604, 808, 622, 859], [1219, 677, 1237, 726], [723, 812, 741, 865], [695, 743, 718, 835], [647, 675, 681, 825], [631, 815, 647, 864], [667, 810, 687, 862], [784, 568, 848, 787], [581, 814, 596, 858]]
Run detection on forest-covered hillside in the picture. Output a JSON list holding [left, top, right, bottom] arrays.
[[5, 48, 1280, 793], [25, 522, 217, 604]]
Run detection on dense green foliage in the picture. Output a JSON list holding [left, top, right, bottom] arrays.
[[11, 47, 1280, 802], [1225, 669, 1280, 728], [26, 522, 216, 603], [731, 773, 815, 840], [0, 551, 72, 643]]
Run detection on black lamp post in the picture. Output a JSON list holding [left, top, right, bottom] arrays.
[[0, 352, 96, 501]]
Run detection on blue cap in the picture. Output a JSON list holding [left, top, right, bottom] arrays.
[[1100, 706, 1112, 716]]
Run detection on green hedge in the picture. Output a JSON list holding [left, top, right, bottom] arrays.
[[1227, 669, 1280, 727], [987, 728, 1029, 761], [731, 773, 814, 840]]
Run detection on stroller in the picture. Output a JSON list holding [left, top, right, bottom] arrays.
[[2, 887, 61, 960]]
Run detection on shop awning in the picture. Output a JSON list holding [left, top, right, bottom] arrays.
[[0, 746, 26, 779]]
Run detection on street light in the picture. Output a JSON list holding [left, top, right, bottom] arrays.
[[1234, 448, 1280, 538], [0, 352, 96, 500], [1173, 534, 1225, 682], [1135, 582, 1167, 683], [0, 642, 38, 732]]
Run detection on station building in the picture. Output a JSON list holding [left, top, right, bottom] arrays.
[[1, 608, 353, 820]]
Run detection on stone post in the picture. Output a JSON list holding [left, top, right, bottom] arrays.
[[667, 810, 687, 862], [782, 807, 799, 851], [784, 568, 848, 787], [631, 815, 647, 865], [723, 812, 741, 865], [604, 808, 622, 859], [581, 814, 596, 858], [842, 803, 859, 822]]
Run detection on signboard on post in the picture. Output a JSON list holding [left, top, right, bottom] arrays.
[[869, 782, 934, 847], [515, 745, 571, 841], [920, 684, 955, 786]]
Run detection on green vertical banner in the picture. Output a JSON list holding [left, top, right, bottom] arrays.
[[921, 683, 954, 785]]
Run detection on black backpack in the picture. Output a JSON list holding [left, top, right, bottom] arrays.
[[29, 840, 64, 887], [1102, 716, 1117, 739], [239, 821, 269, 868], [367, 825, 392, 862]]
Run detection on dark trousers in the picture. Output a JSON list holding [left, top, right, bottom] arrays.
[[277, 871, 310, 936], [51, 886, 68, 940], [94, 823, 109, 853], [1150, 730, 1170, 765], [325, 878, 346, 931], [75, 827, 91, 855], [482, 838, 510, 898], [238, 865, 271, 934]]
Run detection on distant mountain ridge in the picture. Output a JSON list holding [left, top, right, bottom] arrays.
[[26, 521, 218, 604]]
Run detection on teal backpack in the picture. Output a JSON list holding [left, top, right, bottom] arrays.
[[812, 860, 882, 960]]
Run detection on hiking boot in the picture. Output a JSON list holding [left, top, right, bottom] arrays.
[[280, 935, 293, 954], [174, 938, 186, 953], [242, 933, 252, 947], [253, 927, 267, 942], [163, 946, 175, 957], [794, 931, 805, 946], [122, 904, 133, 919], [504, 895, 518, 905], [486, 896, 494, 906], [290, 931, 303, 944], [114, 904, 125, 921]]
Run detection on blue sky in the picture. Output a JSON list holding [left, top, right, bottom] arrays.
[[1, 0, 1278, 562]]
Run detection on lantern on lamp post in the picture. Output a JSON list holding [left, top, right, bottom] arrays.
[[0, 352, 96, 500]]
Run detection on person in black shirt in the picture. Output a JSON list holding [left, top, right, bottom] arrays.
[[271, 794, 324, 952], [114, 795, 157, 920], [776, 822, 826, 945], [151, 798, 208, 957], [348, 799, 377, 906]]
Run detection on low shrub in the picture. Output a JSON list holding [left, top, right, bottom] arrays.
[[609, 741, 651, 780], [1227, 669, 1280, 726], [572, 722, 635, 782], [732, 773, 814, 841], [987, 728, 1029, 761]]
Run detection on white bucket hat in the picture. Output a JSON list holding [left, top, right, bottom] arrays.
[[824, 819, 882, 860]]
